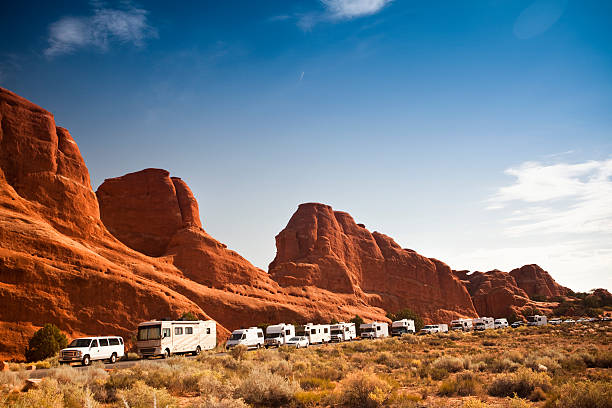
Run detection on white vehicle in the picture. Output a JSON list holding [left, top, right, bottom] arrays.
[[330, 322, 357, 342], [265, 323, 295, 348], [576, 318, 589, 324], [137, 320, 216, 358], [60, 336, 124, 366], [494, 318, 508, 329], [473, 317, 495, 331], [286, 336, 309, 349], [296, 323, 331, 344], [391, 319, 415, 336], [450, 319, 473, 332], [360, 322, 389, 339], [563, 319, 576, 324], [226, 327, 264, 350], [549, 318, 562, 325], [420, 324, 448, 334], [527, 315, 547, 326]]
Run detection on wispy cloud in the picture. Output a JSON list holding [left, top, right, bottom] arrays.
[[45, 2, 157, 58]]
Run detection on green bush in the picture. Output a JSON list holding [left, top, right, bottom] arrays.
[[545, 381, 612, 408], [386, 309, 424, 332], [25, 323, 68, 363], [488, 367, 551, 399]]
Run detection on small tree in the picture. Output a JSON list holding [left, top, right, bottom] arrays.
[[386, 309, 425, 331], [330, 318, 339, 325], [179, 311, 198, 321], [25, 323, 68, 362], [350, 315, 364, 336]]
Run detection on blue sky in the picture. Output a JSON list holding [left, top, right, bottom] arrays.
[[1, 0, 611, 291]]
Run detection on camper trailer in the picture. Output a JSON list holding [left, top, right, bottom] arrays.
[[494, 318, 509, 329], [296, 323, 331, 344], [391, 319, 415, 336], [450, 318, 473, 331], [226, 327, 264, 350], [360, 322, 389, 339], [264, 323, 295, 348], [473, 317, 495, 331], [330, 322, 357, 342], [420, 324, 448, 334], [137, 320, 216, 358], [527, 315, 548, 326]]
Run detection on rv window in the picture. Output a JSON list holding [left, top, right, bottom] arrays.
[[257, 332, 263, 338], [285, 330, 290, 335], [311, 329, 316, 335], [138, 325, 161, 341], [109, 338, 119, 346], [324, 328, 329, 333], [99, 339, 109, 347], [185, 327, 193, 335], [175, 327, 183, 335], [91, 340, 98, 347], [162, 328, 171, 338], [207, 328, 211, 334]]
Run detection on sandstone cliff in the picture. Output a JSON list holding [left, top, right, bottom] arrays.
[[510, 264, 570, 299]]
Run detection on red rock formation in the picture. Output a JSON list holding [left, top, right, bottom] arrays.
[[270, 203, 478, 322], [463, 270, 531, 318], [510, 264, 569, 299]]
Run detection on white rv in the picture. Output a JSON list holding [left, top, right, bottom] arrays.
[[450, 318, 473, 331], [420, 324, 448, 334], [527, 315, 548, 326], [330, 322, 356, 342], [137, 320, 216, 358], [391, 319, 415, 336], [473, 317, 495, 331], [360, 322, 389, 339], [494, 318, 509, 329], [226, 327, 264, 349], [296, 323, 331, 344], [264, 323, 295, 348]]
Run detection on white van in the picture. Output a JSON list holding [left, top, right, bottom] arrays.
[[60, 336, 124, 366], [330, 322, 356, 342], [473, 317, 495, 331], [391, 319, 415, 336], [527, 315, 547, 326], [296, 323, 331, 344], [265, 323, 295, 348], [226, 327, 264, 350], [450, 319, 473, 331], [494, 318, 508, 329], [360, 322, 389, 339], [137, 320, 216, 358], [420, 324, 449, 334]]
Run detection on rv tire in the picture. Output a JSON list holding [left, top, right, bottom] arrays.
[[163, 349, 170, 359], [194, 346, 201, 356]]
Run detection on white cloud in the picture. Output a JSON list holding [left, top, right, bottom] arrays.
[[321, 0, 393, 20], [45, 2, 157, 58]]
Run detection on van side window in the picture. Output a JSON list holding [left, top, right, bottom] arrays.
[[162, 328, 171, 338], [185, 327, 193, 335], [285, 329, 290, 335], [119, 338, 123, 344], [99, 339, 109, 347], [206, 328, 211, 334], [91, 340, 98, 347], [109, 338, 119, 346], [175, 327, 183, 335]]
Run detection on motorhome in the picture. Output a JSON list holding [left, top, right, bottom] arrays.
[[473, 317, 495, 331], [391, 319, 415, 336], [264, 323, 295, 348], [527, 315, 548, 326], [296, 323, 331, 344], [137, 320, 216, 358], [494, 318, 509, 329], [60, 336, 124, 366], [360, 322, 389, 339], [450, 318, 473, 331], [330, 322, 356, 342], [420, 324, 448, 334], [226, 327, 264, 349]]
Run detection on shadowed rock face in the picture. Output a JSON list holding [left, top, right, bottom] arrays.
[[510, 264, 570, 298], [269, 202, 478, 322]]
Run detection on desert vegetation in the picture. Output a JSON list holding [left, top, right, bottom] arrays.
[[1, 323, 610, 407]]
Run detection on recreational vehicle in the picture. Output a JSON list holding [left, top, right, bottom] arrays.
[[60, 336, 124, 366], [494, 318, 509, 329], [527, 315, 548, 326], [450, 318, 473, 331], [360, 322, 389, 339], [296, 323, 331, 344], [264, 323, 295, 348], [391, 319, 415, 336], [226, 327, 264, 349], [473, 317, 495, 331], [137, 320, 216, 358], [420, 324, 448, 334], [330, 322, 356, 342]]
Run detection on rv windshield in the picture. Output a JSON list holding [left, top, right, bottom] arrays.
[[424, 325, 436, 329], [266, 333, 282, 338], [138, 325, 161, 341], [527, 316, 537, 322], [361, 328, 375, 333], [331, 330, 343, 335], [68, 339, 92, 348]]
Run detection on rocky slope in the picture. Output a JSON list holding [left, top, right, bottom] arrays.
[[509, 264, 570, 299]]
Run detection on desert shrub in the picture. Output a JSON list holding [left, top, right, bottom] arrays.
[[193, 397, 250, 408], [230, 345, 248, 361], [0, 370, 28, 393], [488, 367, 551, 399], [299, 377, 335, 391], [235, 366, 300, 406], [438, 372, 477, 396], [25, 323, 68, 362], [438, 379, 457, 396], [118, 380, 176, 408], [47, 364, 108, 386], [508, 395, 532, 408], [560, 355, 587, 371], [375, 351, 401, 369], [489, 358, 520, 373], [462, 398, 487, 408], [9, 378, 99, 408], [582, 350, 612, 368], [545, 381, 612, 408], [335, 370, 393, 408], [294, 390, 332, 407], [432, 355, 464, 373]]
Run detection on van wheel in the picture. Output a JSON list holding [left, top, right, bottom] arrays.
[[109, 353, 117, 364], [193, 346, 201, 356], [82, 355, 91, 366], [256, 343, 261, 349], [163, 349, 170, 359], [296, 344, 300, 349]]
